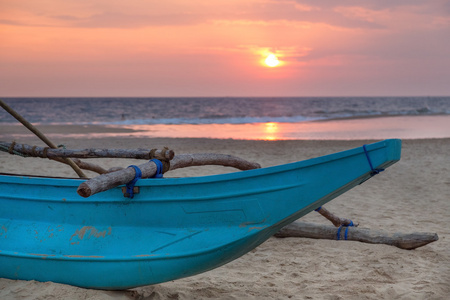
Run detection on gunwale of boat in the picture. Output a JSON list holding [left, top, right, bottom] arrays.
[[0, 138, 395, 188]]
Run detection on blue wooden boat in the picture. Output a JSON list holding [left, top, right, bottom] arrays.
[[0, 139, 401, 290]]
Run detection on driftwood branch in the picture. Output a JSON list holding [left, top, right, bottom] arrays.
[[275, 222, 438, 250], [0, 141, 175, 160], [77, 153, 261, 198]]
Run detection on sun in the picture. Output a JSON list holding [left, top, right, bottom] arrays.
[[265, 54, 280, 67]]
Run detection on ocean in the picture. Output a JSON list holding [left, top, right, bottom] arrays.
[[1, 97, 449, 140]]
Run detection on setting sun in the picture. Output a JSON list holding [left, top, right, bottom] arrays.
[[265, 54, 280, 67]]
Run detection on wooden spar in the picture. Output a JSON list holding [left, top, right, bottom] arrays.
[[0, 141, 175, 160], [275, 222, 439, 250], [52, 157, 121, 175], [1, 140, 260, 197], [77, 160, 157, 198], [170, 153, 261, 171], [75, 153, 261, 175], [77, 153, 261, 197], [1, 140, 259, 173], [0, 100, 87, 178], [75, 152, 261, 197], [315, 206, 359, 227]]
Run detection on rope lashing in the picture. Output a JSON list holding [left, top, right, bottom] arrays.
[[336, 221, 355, 240], [149, 148, 170, 173], [0, 141, 27, 157], [344, 226, 350, 240], [125, 165, 142, 199], [336, 226, 343, 240], [150, 159, 164, 178], [315, 206, 355, 240], [8, 141, 16, 154], [43, 147, 50, 158], [0, 142, 68, 159], [363, 144, 385, 176], [124, 159, 164, 199]]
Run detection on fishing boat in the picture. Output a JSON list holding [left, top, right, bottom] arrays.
[[0, 139, 401, 290]]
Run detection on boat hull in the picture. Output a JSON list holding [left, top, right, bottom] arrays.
[[0, 139, 401, 289]]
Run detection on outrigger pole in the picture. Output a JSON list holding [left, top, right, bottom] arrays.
[[0, 99, 87, 178]]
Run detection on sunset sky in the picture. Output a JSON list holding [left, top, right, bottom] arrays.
[[1, 0, 449, 97]]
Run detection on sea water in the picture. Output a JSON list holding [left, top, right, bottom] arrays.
[[1, 97, 449, 140]]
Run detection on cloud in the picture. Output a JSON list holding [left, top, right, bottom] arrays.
[[293, 3, 321, 12], [239, 1, 387, 29], [0, 12, 208, 29], [2, 0, 447, 31], [54, 12, 206, 28], [0, 0, 403, 30], [333, 6, 390, 24]]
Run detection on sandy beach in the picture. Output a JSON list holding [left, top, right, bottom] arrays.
[[0, 131, 449, 299]]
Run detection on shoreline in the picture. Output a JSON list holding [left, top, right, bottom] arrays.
[[0, 137, 449, 299], [1, 115, 450, 141]]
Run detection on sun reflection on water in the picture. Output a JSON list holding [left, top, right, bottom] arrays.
[[40, 115, 450, 141], [263, 122, 279, 140]]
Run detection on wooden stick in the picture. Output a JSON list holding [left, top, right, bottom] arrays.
[[274, 222, 438, 250], [77, 153, 261, 197], [65, 152, 261, 178], [0, 141, 175, 160], [50, 157, 115, 175], [315, 206, 359, 227], [0, 100, 87, 178], [2, 141, 259, 175], [77, 160, 157, 197], [52, 152, 260, 177], [171, 153, 261, 171]]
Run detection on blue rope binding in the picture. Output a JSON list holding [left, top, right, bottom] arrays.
[[125, 159, 164, 199], [125, 165, 142, 199], [336, 221, 355, 241], [336, 226, 343, 240], [150, 159, 164, 178], [363, 144, 385, 176], [344, 226, 350, 240], [314, 206, 354, 241]]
